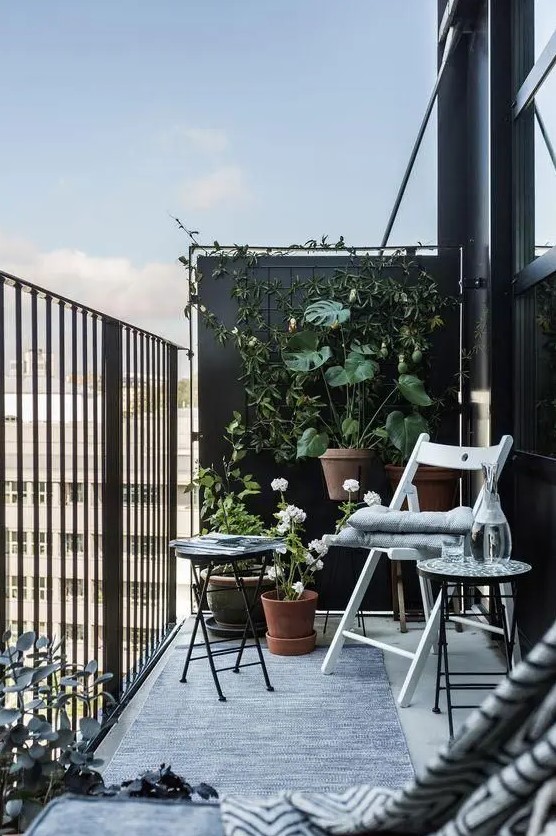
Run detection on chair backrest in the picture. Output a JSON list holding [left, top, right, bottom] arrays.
[[389, 433, 513, 513]]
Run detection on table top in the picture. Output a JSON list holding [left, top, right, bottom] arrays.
[[417, 557, 532, 583], [170, 534, 285, 561]]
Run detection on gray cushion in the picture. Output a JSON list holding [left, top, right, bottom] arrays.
[[25, 796, 223, 836], [347, 505, 473, 535]]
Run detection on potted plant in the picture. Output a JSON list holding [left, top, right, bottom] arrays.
[[187, 413, 274, 632], [261, 479, 327, 655], [282, 299, 434, 499]]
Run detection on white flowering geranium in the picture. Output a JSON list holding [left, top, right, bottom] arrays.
[[268, 479, 326, 601], [335, 488, 382, 534], [364, 491, 382, 507]]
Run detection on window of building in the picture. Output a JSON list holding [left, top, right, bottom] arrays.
[[39, 577, 47, 601], [63, 578, 84, 599], [65, 483, 84, 504], [62, 533, 84, 555], [10, 576, 28, 599]]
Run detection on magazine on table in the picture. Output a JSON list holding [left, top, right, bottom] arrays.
[[170, 533, 286, 556]]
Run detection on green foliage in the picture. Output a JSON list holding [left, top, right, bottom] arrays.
[[187, 412, 265, 536], [0, 631, 114, 832], [182, 238, 457, 464]]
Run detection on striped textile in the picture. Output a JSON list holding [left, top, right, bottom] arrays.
[[220, 620, 556, 835]]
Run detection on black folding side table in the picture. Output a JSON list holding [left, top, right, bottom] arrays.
[[171, 536, 282, 701], [417, 556, 532, 738]]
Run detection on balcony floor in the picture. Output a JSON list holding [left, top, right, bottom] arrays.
[[97, 612, 505, 782]]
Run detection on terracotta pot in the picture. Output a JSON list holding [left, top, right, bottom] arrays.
[[261, 589, 318, 655], [385, 464, 460, 511], [201, 567, 274, 629], [319, 448, 376, 500]]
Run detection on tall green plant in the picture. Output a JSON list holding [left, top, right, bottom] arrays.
[[181, 234, 456, 464]]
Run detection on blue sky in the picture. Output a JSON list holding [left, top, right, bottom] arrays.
[[1, 2, 554, 344], [0, 1, 440, 340]]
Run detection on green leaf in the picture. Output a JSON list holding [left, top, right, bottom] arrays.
[[0, 707, 21, 725], [397, 374, 432, 406], [283, 332, 332, 372], [341, 417, 359, 439], [296, 428, 329, 458], [324, 353, 377, 387], [16, 631, 36, 652], [303, 300, 350, 327], [385, 411, 429, 460], [80, 717, 101, 740]]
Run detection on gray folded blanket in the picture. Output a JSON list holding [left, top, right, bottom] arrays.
[[346, 504, 473, 535], [322, 506, 474, 559], [329, 526, 463, 559]]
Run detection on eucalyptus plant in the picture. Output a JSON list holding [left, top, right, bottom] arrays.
[[0, 630, 114, 833]]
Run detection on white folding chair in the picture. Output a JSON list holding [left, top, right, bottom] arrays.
[[321, 433, 515, 707]]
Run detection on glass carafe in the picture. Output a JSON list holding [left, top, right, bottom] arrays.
[[470, 462, 512, 563]]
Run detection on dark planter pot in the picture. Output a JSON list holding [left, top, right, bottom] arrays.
[[385, 464, 461, 511], [319, 448, 377, 500], [261, 589, 318, 656], [201, 567, 274, 630]]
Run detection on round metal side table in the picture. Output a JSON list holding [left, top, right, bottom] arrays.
[[417, 557, 532, 738]]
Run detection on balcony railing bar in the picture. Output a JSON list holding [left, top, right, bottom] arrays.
[[31, 290, 40, 630], [15, 283, 24, 630], [59, 300, 67, 645], [92, 313, 100, 667], [45, 296, 54, 639], [167, 346, 177, 625], [145, 336, 151, 655], [0, 270, 184, 350], [139, 334, 145, 659], [132, 329, 139, 676], [0, 279, 5, 634], [71, 305, 78, 665], [125, 326, 131, 682], [82, 308, 90, 665]]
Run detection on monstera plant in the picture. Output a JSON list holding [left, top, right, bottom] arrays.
[[282, 299, 433, 498]]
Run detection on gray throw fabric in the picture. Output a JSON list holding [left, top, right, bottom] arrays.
[[330, 526, 463, 559], [347, 505, 473, 534], [220, 617, 556, 835]]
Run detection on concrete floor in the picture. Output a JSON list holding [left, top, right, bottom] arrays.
[[97, 612, 507, 779]]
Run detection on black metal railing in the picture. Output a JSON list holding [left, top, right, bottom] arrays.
[[0, 270, 180, 709]]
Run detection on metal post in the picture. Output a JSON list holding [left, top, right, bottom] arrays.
[[102, 319, 124, 697], [167, 346, 178, 625]]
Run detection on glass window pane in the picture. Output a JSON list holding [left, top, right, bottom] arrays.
[[517, 274, 556, 456], [535, 0, 556, 61], [534, 67, 556, 253]]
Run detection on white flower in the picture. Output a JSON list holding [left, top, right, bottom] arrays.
[[308, 538, 329, 556], [271, 477, 289, 492], [248, 336, 258, 347], [342, 479, 360, 494], [363, 491, 382, 507], [231, 326, 239, 335], [277, 505, 306, 524], [348, 288, 357, 303], [292, 581, 304, 597], [304, 552, 316, 566], [267, 566, 277, 580], [276, 521, 289, 535], [314, 559, 324, 571], [274, 543, 287, 553]]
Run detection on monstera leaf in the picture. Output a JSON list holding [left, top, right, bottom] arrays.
[[296, 427, 329, 458], [303, 300, 350, 327], [283, 332, 332, 372], [385, 411, 429, 461], [397, 374, 432, 406], [324, 352, 378, 387]]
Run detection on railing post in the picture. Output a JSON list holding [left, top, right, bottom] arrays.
[[102, 319, 124, 696], [167, 346, 178, 625]]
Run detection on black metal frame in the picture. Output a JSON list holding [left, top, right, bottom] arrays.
[[179, 553, 274, 701], [0, 269, 182, 718], [429, 577, 521, 739]]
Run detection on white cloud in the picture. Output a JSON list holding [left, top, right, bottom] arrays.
[[0, 231, 186, 324], [160, 126, 229, 155], [180, 165, 250, 211]]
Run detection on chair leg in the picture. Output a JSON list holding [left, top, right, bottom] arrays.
[[321, 550, 381, 675], [398, 587, 447, 707], [500, 581, 521, 665], [392, 560, 407, 633]]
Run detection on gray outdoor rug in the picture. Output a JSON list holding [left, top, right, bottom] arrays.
[[102, 643, 414, 795]]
